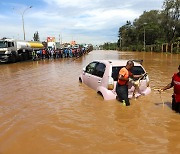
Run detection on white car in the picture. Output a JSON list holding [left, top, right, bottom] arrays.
[[79, 60, 151, 100]]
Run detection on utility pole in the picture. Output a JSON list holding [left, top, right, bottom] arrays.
[[144, 27, 146, 51], [120, 37, 122, 50], [143, 23, 147, 51], [22, 6, 32, 40], [14, 6, 32, 40], [61, 35, 62, 44]]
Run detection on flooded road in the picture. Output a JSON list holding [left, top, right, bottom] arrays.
[[0, 50, 180, 154]]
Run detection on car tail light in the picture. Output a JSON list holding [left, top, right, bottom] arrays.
[[108, 77, 114, 90], [146, 75, 150, 87], [147, 81, 150, 87]]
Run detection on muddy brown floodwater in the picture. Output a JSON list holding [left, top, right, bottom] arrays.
[[0, 50, 180, 154]]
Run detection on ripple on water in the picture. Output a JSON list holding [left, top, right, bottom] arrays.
[[0, 51, 180, 153]]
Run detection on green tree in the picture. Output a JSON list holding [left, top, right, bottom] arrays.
[[101, 42, 117, 50], [134, 10, 164, 45], [117, 0, 179, 51], [33, 31, 40, 41], [118, 21, 137, 47], [162, 0, 180, 43]]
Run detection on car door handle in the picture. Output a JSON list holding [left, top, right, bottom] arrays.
[[98, 80, 101, 83]]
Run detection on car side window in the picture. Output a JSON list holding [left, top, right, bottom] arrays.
[[85, 62, 98, 75], [112, 66, 123, 81], [93, 63, 106, 78], [8, 42, 12, 47]]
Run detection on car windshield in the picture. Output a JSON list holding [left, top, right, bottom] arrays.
[[112, 66, 145, 81], [0, 41, 7, 48]]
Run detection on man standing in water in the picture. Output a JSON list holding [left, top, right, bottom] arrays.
[[116, 60, 143, 106], [159, 65, 180, 113]]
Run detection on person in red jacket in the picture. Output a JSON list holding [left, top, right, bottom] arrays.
[[160, 65, 180, 113]]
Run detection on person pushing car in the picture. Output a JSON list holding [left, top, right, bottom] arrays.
[[116, 60, 144, 106]]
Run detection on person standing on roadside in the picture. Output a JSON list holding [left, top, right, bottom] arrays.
[[116, 60, 144, 106], [159, 65, 180, 113], [42, 48, 46, 59], [32, 50, 36, 61]]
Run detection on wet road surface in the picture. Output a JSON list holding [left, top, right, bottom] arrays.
[[0, 50, 180, 153]]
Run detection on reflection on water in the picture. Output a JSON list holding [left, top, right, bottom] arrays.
[[0, 50, 179, 153]]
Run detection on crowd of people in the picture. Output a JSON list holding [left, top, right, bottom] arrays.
[[32, 46, 91, 61]]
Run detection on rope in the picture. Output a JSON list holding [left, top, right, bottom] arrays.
[[152, 88, 165, 107]]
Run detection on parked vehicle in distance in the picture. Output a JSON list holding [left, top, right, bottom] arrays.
[[0, 38, 44, 63], [79, 60, 151, 100]]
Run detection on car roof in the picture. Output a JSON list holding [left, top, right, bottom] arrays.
[[93, 60, 142, 67]]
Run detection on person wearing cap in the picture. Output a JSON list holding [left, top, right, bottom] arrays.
[[116, 60, 144, 106], [159, 65, 180, 113]]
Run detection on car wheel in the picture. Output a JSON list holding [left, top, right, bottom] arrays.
[[11, 54, 16, 63], [24, 52, 29, 60], [79, 77, 82, 83], [97, 91, 103, 97]]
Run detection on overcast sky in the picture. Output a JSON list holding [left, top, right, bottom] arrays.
[[0, 0, 164, 45]]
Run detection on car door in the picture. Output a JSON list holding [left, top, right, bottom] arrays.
[[87, 62, 106, 90], [82, 61, 98, 86]]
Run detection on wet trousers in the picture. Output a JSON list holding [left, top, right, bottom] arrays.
[[172, 95, 180, 113], [116, 84, 130, 106]]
